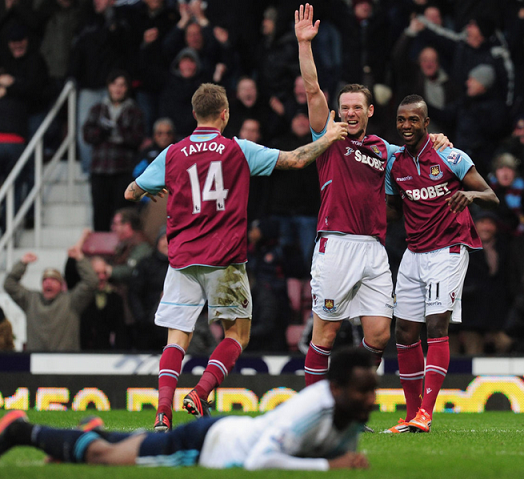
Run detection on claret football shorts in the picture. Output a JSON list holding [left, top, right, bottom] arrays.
[[311, 233, 394, 323], [155, 264, 252, 332], [394, 244, 469, 323]]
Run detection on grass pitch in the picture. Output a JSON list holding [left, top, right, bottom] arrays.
[[0, 410, 523, 478]]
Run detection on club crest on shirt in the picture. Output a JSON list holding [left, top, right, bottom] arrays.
[[429, 164, 443, 180], [447, 150, 462, 165], [323, 299, 337, 313], [370, 145, 382, 158]]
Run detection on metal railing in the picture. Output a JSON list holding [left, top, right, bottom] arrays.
[[0, 80, 77, 270]]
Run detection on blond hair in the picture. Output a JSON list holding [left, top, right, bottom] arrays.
[[191, 83, 228, 121]]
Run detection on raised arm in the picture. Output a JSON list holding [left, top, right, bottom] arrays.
[[275, 111, 347, 170], [446, 166, 500, 214], [295, 4, 330, 133]]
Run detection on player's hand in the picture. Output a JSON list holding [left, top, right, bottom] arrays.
[[430, 133, 453, 151], [328, 451, 369, 469], [445, 190, 474, 213], [295, 3, 320, 43], [325, 110, 348, 143], [21, 252, 38, 264], [145, 188, 168, 203]]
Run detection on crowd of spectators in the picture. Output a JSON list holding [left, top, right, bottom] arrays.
[[2, 0, 524, 355]]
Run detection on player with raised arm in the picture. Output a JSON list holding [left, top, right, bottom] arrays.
[[385, 95, 498, 433], [294, 4, 451, 387], [124, 83, 348, 432]]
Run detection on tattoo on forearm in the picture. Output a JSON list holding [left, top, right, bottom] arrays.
[[277, 136, 329, 169], [129, 183, 143, 201]]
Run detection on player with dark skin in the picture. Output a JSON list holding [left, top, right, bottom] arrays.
[[384, 97, 498, 433], [388, 100, 498, 349], [0, 348, 377, 470]]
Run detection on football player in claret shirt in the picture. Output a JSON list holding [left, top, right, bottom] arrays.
[[295, 4, 451, 387], [384, 94, 498, 433], [123, 83, 348, 432]]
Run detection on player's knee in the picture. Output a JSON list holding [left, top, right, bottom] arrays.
[[377, 328, 391, 348], [312, 318, 340, 346], [238, 334, 250, 350], [365, 324, 390, 348], [226, 330, 250, 349], [317, 328, 338, 346], [426, 313, 450, 338], [394, 322, 418, 345], [366, 331, 390, 349]]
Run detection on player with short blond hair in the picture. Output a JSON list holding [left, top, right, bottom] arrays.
[[124, 82, 349, 432]]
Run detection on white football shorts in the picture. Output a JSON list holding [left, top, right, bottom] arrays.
[[154, 264, 252, 332], [394, 244, 469, 323], [310, 233, 394, 323]]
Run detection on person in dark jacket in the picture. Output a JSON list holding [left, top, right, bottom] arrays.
[[83, 69, 145, 231], [0, 23, 50, 227], [128, 225, 169, 350], [158, 47, 206, 138], [124, 0, 178, 136], [68, 0, 132, 174], [452, 211, 511, 355], [245, 218, 289, 353], [65, 254, 125, 350]]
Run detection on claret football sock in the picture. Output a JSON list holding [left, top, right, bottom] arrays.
[[361, 338, 384, 368], [397, 340, 424, 421], [304, 342, 331, 386], [195, 337, 242, 400], [422, 336, 450, 416], [157, 344, 185, 420]]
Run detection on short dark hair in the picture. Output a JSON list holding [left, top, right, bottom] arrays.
[[106, 69, 132, 89], [326, 347, 374, 386], [337, 84, 373, 108], [399, 94, 428, 117], [192, 83, 228, 120], [115, 207, 142, 232]]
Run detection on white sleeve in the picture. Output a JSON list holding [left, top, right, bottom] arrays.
[[244, 452, 329, 471], [242, 420, 329, 471]]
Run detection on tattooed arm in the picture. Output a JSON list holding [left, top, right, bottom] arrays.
[[275, 111, 347, 170], [124, 181, 167, 202]]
